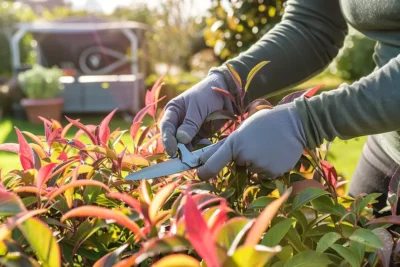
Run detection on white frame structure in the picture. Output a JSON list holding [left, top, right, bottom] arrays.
[[8, 20, 151, 113]]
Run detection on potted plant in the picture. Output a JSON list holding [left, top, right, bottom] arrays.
[[18, 64, 64, 124]]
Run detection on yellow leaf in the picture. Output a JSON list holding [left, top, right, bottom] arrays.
[[152, 254, 200, 267], [245, 61, 270, 92], [226, 63, 242, 90]]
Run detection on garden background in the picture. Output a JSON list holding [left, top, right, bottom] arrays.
[[0, 0, 377, 191]]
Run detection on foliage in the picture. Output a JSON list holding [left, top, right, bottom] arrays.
[[17, 64, 64, 99], [204, 0, 286, 60], [0, 1, 37, 78], [0, 64, 399, 267], [328, 27, 376, 81]]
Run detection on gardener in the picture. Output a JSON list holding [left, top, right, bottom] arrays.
[[160, 0, 400, 213]]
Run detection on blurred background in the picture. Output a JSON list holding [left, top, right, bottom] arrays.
[[0, 0, 377, 191]]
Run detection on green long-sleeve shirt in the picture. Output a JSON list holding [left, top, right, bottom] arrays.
[[211, 0, 400, 164]]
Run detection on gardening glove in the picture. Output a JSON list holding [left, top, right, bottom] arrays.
[[160, 72, 234, 156], [197, 102, 306, 181]]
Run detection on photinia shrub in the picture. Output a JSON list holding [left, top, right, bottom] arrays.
[[0, 64, 399, 267]]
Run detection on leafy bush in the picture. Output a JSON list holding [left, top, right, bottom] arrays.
[[328, 28, 376, 81], [18, 64, 64, 99], [0, 1, 37, 78], [204, 0, 286, 60], [0, 64, 399, 267]]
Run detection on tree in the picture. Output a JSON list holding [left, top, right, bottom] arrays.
[[203, 0, 287, 60]]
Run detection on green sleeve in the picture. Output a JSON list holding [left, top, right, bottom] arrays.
[[210, 0, 348, 105], [295, 54, 400, 149]]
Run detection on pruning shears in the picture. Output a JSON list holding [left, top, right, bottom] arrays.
[[124, 142, 220, 181]]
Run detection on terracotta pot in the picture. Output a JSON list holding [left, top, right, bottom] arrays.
[[20, 97, 64, 124]]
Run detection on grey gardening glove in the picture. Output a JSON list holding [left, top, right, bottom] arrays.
[[197, 102, 306, 180], [160, 72, 234, 156]]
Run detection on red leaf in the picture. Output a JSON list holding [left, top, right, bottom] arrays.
[[304, 84, 324, 98], [0, 143, 19, 153], [15, 127, 34, 170], [290, 179, 327, 196], [320, 160, 338, 188], [99, 108, 117, 146], [37, 116, 52, 127], [61, 206, 145, 240], [130, 96, 167, 142], [212, 87, 237, 107], [366, 215, 400, 226], [107, 192, 149, 226], [57, 151, 68, 161], [36, 163, 57, 189], [47, 128, 62, 148], [65, 117, 97, 144], [45, 180, 110, 205], [184, 192, 220, 267]]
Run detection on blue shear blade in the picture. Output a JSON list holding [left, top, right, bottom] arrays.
[[125, 158, 192, 181]]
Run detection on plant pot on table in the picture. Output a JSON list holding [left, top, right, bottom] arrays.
[[20, 97, 64, 124]]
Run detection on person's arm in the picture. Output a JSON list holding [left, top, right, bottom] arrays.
[[295, 54, 400, 149], [210, 0, 348, 105]]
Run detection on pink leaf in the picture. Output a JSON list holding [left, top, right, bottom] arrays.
[[65, 116, 97, 144], [99, 108, 118, 146], [146, 75, 165, 119], [15, 127, 34, 170], [47, 128, 62, 148], [0, 143, 19, 153], [130, 99, 164, 141], [320, 160, 338, 188], [36, 163, 57, 189], [184, 192, 220, 267]]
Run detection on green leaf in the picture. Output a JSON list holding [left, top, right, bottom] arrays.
[[284, 251, 332, 267], [276, 246, 293, 262], [316, 232, 342, 254], [290, 187, 329, 212], [93, 243, 128, 267], [247, 196, 276, 209], [349, 240, 365, 265], [83, 173, 105, 205], [331, 244, 361, 267], [261, 218, 295, 247], [285, 228, 308, 252], [217, 217, 251, 249], [136, 236, 191, 264], [349, 228, 383, 249], [205, 110, 236, 123], [353, 193, 381, 215], [0, 252, 40, 267], [220, 188, 236, 199], [0, 191, 26, 216], [311, 195, 347, 218], [18, 217, 61, 267], [223, 245, 280, 267], [305, 225, 337, 237]]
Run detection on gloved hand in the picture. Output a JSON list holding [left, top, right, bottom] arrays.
[[160, 72, 234, 156], [197, 102, 306, 180]]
